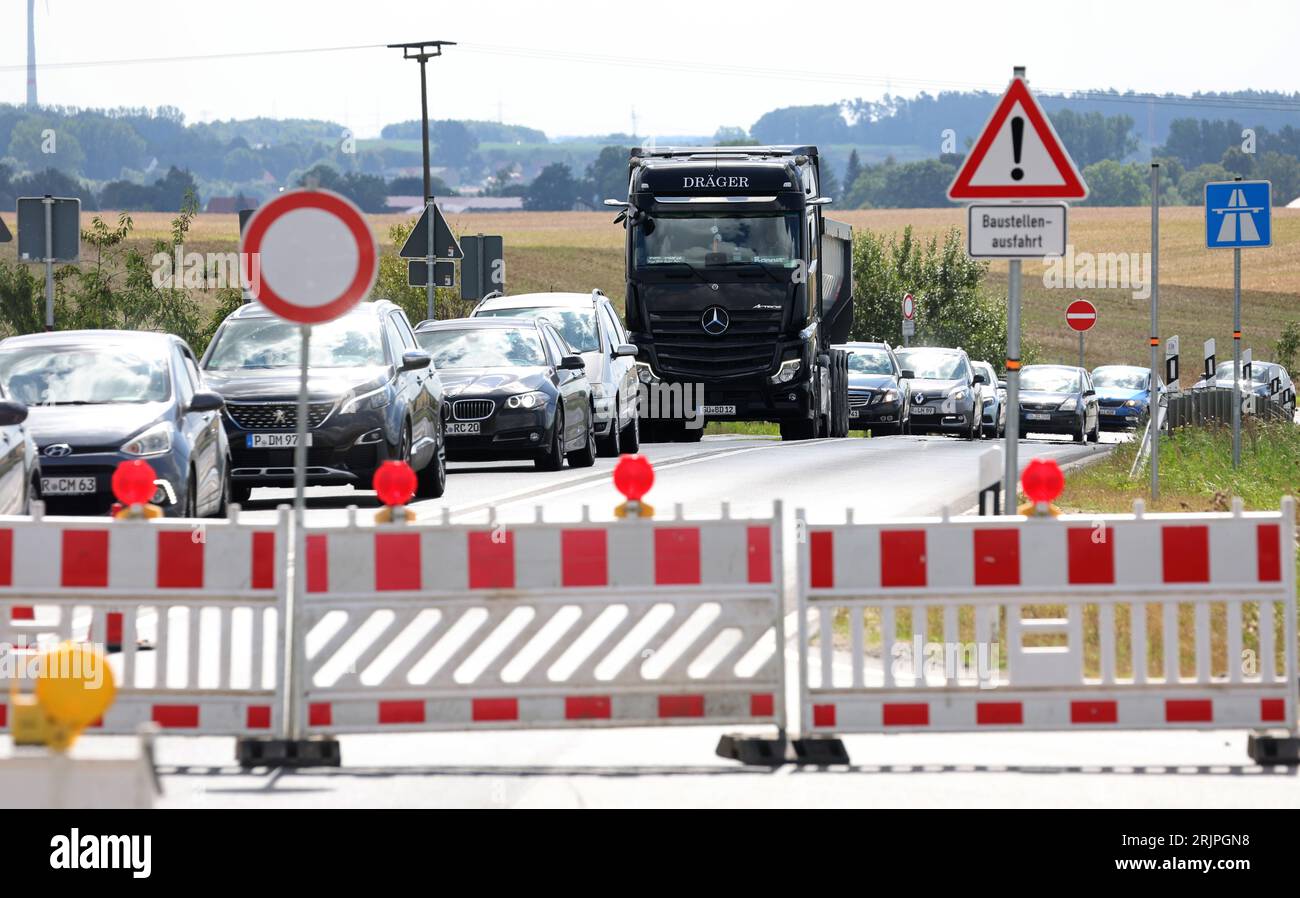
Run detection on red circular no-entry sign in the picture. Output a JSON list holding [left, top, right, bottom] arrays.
[[240, 189, 377, 325], [1065, 299, 1097, 333]]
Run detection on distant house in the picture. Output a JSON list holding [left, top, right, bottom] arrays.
[[438, 197, 524, 213], [386, 195, 525, 214]]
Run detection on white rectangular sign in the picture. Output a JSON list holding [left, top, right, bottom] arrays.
[[966, 203, 1067, 258]]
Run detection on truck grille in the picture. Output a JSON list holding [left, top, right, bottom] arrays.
[[648, 308, 782, 379], [227, 401, 334, 430], [452, 399, 495, 421]]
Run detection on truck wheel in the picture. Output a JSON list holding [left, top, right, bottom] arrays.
[[780, 419, 817, 441]]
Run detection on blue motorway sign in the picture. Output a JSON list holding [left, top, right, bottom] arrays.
[[1205, 180, 1271, 249]]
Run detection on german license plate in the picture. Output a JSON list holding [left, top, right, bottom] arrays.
[[701, 405, 736, 415], [247, 433, 312, 448], [1100, 408, 1118, 415], [912, 406, 936, 415], [850, 409, 862, 418], [40, 476, 97, 495], [447, 422, 480, 435], [1026, 412, 1051, 421]]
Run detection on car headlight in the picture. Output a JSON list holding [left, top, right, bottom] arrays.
[[879, 389, 898, 404], [341, 384, 390, 415], [121, 422, 172, 457], [1124, 399, 1139, 407], [949, 389, 966, 402], [1059, 397, 1078, 412], [505, 391, 548, 410], [770, 359, 801, 384]]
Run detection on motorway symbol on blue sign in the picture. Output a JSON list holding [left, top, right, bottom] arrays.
[[1205, 180, 1271, 249]]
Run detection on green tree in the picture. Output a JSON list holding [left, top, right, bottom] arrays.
[[1219, 147, 1254, 178], [842, 150, 862, 197], [849, 226, 1014, 366], [1255, 151, 1300, 206], [1048, 110, 1137, 167], [524, 163, 581, 211], [1274, 321, 1300, 373], [585, 146, 630, 203], [7, 117, 85, 175], [1080, 160, 1149, 205], [1177, 163, 1231, 205]]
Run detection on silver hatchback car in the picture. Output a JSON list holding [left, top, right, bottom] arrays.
[[471, 290, 640, 456]]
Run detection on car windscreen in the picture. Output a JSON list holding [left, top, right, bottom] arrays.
[[1020, 368, 1081, 392], [417, 327, 547, 368], [0, 345, 172, 405], [846, 350, 894, 375], [476, 307, 598, 352], [1092, 368, 1147, 390], [634, 213, 799, 268], [205, 314, 386, 370], [894, 350, 966, 381]]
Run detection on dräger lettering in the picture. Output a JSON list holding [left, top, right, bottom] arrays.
[[682, 175, 749, 189], [49, 829, 151, 879]]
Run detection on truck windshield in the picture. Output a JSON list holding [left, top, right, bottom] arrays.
[[635, 213, 799, 268]]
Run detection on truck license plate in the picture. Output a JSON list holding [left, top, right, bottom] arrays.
[[247, 433, 312, 448]]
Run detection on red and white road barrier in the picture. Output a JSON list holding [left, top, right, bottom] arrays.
[[294, 505, 785, 735], [796, 500, 1298, 750], [0, 504, 289, 736]]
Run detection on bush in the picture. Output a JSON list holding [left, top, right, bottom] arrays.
[[849, 226, 1025, 368]]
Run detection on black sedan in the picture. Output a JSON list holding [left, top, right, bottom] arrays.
[[1019, 364, 1100, 442], [413, 318, 597, 470], [835, 341, 912, 436], [202, 300, 446, 502], [0, 330, 230, 517]]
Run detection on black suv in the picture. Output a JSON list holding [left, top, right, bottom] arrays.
[[201, 301, 446, 502]]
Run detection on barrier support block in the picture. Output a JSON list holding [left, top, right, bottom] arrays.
[[791, 736, 850, 766], [236, 737, 341, 770], [715, 733, 788, 767], [1247, 733, 1300, 766]]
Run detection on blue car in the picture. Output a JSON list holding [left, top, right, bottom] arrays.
[[1090, 365, 1152, 431], [0, 330, 231, 517]]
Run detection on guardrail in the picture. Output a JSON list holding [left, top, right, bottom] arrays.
[[794, 499, 1298, 764], [1166, 388, 1293, 429]]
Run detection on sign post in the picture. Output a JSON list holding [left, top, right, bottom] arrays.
[[239, 189, 377, 748], [901, 292, 916, 347], [950, 67, 1087, 513], [1065, 298, 1096, 369], [1150, 163, 1160, 500], [400, 202, 464, 319], [17, 195, 80, 330], [1205, 177, 1271, 468], [1203, 338, 1216, 379]]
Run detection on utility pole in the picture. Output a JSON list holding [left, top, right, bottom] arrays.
[[389, 39, 455, 320]]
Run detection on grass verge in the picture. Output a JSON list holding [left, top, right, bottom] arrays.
[[1059, 420, 1300, 514]]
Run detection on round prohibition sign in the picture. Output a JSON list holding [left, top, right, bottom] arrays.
[[240, 189, 378, 324], [1065, 299, 1097, 333]]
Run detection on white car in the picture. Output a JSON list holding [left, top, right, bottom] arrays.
[[470, 290, 640, 456]]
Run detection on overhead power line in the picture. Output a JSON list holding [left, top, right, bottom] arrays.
[[2, 39, 1299, 115]]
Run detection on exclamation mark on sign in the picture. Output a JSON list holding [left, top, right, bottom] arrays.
[[1010, 116, 1025, 181]]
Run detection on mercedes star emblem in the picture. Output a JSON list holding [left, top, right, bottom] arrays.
[[701, 306, 730, 336]]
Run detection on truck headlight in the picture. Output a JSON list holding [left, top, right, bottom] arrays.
[[341, 384, 390, 414], [771, 359, 801, 384], [506, 391, 547, 410], [121, 422, 172, 457], [1059, 397, 1078, 412]]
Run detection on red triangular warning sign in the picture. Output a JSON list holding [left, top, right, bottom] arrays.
[[947, 77, 1088, 200]]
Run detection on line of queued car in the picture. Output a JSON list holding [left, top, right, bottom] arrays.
[[0, 288, 638, 516]]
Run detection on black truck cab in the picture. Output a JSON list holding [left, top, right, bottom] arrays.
[[613, 146, 853, 441]]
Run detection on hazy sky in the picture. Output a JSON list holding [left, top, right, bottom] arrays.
[[3, 0, 1298, 139]]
